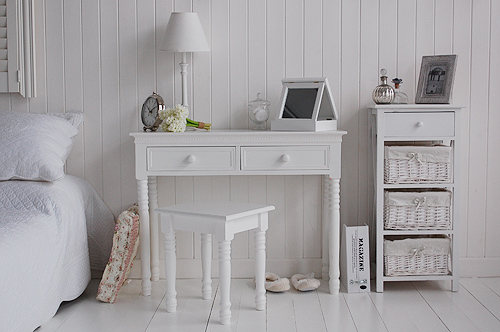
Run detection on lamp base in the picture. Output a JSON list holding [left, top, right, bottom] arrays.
[[179, 52, 189, 107]]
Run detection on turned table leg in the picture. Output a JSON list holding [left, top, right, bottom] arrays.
[[329, 178, 341, 294], [148, 177, 160, 282], [137, 179, 152, 296], [322, 175, 330, 281]]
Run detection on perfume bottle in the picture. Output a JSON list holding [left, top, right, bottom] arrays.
[[372, 69, 395, 104], [391, 78, 408, 104], [248, 93, 271, 130]]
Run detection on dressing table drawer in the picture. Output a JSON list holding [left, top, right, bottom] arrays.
[[384, 112, 454, 137], [147, 147, 236, 172], [241, 146, 329, 171]]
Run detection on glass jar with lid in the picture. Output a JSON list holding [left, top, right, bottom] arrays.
[[248, 93, 271, 130]]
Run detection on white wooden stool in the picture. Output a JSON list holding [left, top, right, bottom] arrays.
[[156, 201, 275, 325]]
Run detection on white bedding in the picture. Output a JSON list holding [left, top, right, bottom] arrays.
[[0, 175, 115, 332]]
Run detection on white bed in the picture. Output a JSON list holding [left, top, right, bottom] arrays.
[[0, 176, 115, 332], [0, 111, 115, 332]]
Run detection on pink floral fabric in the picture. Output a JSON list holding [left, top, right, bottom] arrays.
[[97, 204, 140, 303]]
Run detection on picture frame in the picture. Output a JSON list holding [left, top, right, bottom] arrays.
[[415, 55, 457, 104], [271, 77, 338, 132]]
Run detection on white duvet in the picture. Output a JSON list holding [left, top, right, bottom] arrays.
[[0, 175, 115, 332]]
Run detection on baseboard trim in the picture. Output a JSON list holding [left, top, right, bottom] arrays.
[[460, 258, 500, 277], [126, 257, 500, 280], [128, 258, 323, 279]]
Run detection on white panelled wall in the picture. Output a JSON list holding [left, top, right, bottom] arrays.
[[1, 0, 499, 277]]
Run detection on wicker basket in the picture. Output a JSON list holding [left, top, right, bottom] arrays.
[[384, 237, 450, 276], [384, 145, 452, 184], [384, 189, 451, 230]]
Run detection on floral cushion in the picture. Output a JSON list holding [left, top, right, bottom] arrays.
[[97, 204, 140, 303]]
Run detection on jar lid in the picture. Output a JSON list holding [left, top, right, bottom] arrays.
[[248, 93, 270, 107]]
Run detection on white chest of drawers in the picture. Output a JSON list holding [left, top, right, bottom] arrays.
[[130, 130, 346, 296], [370, 104, 462, 292]]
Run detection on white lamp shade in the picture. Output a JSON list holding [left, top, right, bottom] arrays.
[[160, 12, 210, 52]]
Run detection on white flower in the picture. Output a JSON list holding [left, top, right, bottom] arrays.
[[159, 104, 189, 132]]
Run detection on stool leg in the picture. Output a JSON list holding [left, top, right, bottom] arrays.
[[218, 240, 231, 325], [254, 230, 266, 311], [164, 231, 177, 312], [201, 233, 212, 300]]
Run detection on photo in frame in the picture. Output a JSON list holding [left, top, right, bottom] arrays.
[[415, 55, 457, 104]]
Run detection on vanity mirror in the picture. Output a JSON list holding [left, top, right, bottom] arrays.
[[271, 77, 338, 131]]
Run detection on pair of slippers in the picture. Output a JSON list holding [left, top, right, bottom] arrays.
[[264, 272, 320, 292]]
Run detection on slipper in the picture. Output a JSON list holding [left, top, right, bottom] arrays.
[[264, 272, 290, 293], [291, 273, 321, 292]]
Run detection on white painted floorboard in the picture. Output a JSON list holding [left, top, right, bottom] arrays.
[[37, 278, 500, 332]]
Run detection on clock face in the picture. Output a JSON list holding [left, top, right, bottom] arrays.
[[141, 97, 159, 127]]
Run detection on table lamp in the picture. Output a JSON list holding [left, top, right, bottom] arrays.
[[160, 12, 210, 107]]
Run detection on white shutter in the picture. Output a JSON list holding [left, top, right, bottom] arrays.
[[0, 0, 35, 97], [0, 0, 7, 90], [0, 0, 13, 92]]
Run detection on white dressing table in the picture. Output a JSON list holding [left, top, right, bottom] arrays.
[[130, 130, 346, 295]]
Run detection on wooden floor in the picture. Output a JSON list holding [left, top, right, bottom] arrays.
[[37, 277, 500, 332]]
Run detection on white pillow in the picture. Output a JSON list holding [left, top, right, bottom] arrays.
[[49, 110, 84, 128], [0, 111, 82, 181]]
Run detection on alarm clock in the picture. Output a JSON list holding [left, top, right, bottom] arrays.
[[141, 92, 165, 131]]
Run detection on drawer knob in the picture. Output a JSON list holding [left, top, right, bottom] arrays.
[[186, 155, 196, 163], [281, 154, 290, 162], [416, 121, 424, 128]]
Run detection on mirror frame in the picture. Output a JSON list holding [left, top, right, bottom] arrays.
[[271, 77, 338, 132]]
